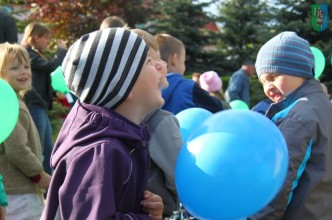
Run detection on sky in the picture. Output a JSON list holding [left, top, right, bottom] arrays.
[[198, 0, 220, 16]]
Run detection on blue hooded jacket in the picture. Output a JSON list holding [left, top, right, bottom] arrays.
[[162, 73, 223, 114]]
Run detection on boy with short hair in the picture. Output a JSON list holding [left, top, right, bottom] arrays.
[[100, 16, 127, 29], [155, 33, 223, 115], [41, 28, 164, 220], [132, 29, 182, 217], [252, 31, 332, 219]]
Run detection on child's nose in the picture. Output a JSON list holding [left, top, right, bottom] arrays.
[[155, 62, 162, 71]]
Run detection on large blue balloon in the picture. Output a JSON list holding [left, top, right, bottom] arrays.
[[176, 108, 212, 142], [176, 110, 288, 220]]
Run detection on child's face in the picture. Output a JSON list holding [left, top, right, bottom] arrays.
[[150, 48, 168, 89], [131, 53, 164, 112], [192, 75, 200, 83], [259, 73, 306, 103], [34, 33, 50, 50], [1, 55, 31, 93]]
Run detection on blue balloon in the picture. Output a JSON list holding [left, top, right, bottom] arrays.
[[175, 110, 288, 220], [175, 108, 212, 142]]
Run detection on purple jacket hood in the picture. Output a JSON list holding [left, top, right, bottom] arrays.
[[51, 101, 150, 168]]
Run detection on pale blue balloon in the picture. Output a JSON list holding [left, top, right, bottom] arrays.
[[175, 107, 212, 142], [176, 110, 288, 220]]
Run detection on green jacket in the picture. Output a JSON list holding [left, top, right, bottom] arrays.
[[0, 175, 7, 206]]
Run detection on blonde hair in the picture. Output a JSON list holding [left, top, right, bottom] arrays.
[[155, 33, 184, 63], [21, 22, 50, 48], [192, 72, 201, 78], [0, 42, 31, 96], [100, 16, 126, 29], [131, 29, 159, 51], [210, 90, 226, 101]]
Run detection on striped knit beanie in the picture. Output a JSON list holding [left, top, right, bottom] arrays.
[[255, 31, 315, 79], [62, 28, 149, 109]]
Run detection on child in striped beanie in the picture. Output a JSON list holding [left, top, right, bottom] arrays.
[[42, 28, 164, 220], [250, 31, 332, 219]]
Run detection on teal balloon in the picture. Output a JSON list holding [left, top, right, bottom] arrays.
[[0, 79, 19, 143], [229, 100, 249, 110], [310, 46, 325, 79], [175, 108, 212, 142], [51, 66, 69, 94], [175, 110, 288, 220]]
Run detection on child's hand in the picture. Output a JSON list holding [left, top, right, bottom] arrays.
[[38, 171, 51, 189], [141, 190, 163, 220], [57, 40, 68, 50], [0, 206, 6, 220], [56, 92, 66, 100]]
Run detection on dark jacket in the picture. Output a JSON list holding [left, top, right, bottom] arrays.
[[41, 101, 152, 220], [250, 79, 332, 220], [24, 46, 67, 110], [0, 10, 17, 43], [162, 73, 223, 115], [251, 98, 273, 115], [226, 68, 250, 105]]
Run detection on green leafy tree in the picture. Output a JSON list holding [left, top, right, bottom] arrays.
[[147, 0, 224, 75], [216, 0, 271, 75], [270, 0, 332, 82], [24, 0, 151, 44]]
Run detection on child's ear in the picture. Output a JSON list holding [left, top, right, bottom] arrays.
[[126, 92, 133, 100], [170, 53, 178, 66]]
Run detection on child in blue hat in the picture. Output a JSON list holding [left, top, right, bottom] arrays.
[[251, 31, 332, 219]]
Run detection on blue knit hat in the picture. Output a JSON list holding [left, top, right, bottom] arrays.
[[255, 31, 315, 79]]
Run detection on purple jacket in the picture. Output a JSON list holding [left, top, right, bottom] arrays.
[[41, 101, 152, 220]]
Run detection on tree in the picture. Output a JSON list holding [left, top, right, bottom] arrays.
[[146, 0, 224, 75], [270, 0, 332, 81], [216, 0, 271, 75], [24, 0, 151, 44]]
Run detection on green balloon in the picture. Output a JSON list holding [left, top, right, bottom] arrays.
[[310, 47, 325, 79], [51, 66, 69, 94], [0, 79, 19, 144], [229, 100, 249, 110]]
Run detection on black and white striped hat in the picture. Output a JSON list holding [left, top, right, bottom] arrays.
[[62, 28, 149, 109]]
